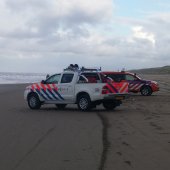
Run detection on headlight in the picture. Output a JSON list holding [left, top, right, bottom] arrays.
[[26, 85, 31, 90], [152, 81, 158, 85]]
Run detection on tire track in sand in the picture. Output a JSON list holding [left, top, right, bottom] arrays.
[[96, 111, 110, 170]]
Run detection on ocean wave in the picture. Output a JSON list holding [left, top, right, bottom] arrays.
[[0, 72, 46, 84]]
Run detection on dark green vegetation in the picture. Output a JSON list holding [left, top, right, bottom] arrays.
[[129, 66, 170, 74]]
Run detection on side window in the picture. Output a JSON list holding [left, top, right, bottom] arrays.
[[81, 73, 100, 83], [77, 75, 88, 83], [46, 74, 61, 84], [107, 74, 125, 82], [100, 73, 108, 83], [61, 74, 74, 83], [125, 74, 136, 81]]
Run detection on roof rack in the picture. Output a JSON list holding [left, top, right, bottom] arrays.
[[121, 68, 125, 72], [81, 66, 101, 72], [64, 64, 79, 72], [64, 64, 102, 72]]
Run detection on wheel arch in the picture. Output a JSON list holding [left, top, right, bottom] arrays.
[[140, 84, 152, 92], [76, 91, 91, 103], [27, 92, 40, 101]]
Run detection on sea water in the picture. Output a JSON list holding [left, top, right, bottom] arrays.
[[0, 72, 46, 84]]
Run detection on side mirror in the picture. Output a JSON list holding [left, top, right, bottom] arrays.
[[41, 80, 46, 84], [46, 74, 50, 79]]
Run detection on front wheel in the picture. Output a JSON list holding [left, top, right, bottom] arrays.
[[28, 93, 41, 110], [77, 94, 91, 111], [140, 86, 152, 96]]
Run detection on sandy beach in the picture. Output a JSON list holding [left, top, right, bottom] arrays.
[[0, 74, 170, 170]]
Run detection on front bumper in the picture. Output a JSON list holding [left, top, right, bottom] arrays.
[[151, 84, 159, 92], [24, 89, 30, 100]]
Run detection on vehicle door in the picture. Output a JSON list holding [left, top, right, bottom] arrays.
[[125, 74, 141, 92], [58, 73, 75, 102], [42, 74, 63, 101]]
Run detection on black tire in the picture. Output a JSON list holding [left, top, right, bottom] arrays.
[[103, 101, 117, 110], [56, 104, 67, 109], [77, 94, 91, 111], [103, 100, 122, 110], [28, 93, 41, 110], [140, 86, 152, 96]]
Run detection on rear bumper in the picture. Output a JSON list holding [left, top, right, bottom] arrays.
[[103, 93, 130, 100]]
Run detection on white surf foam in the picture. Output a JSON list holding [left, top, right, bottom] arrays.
[[0, 72, 46, 84]]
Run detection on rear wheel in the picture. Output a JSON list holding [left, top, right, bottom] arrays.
[[103, 100, 121, 110], [77, 94, 91, 111], [28, 93, 41, 110], [56, 104, 67, 109], [141, 86, 152, 96]]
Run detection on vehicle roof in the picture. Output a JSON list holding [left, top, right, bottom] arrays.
[[62, 71, 75, 74], [55, 71, 101, 75], [102, 71, 135, 75]]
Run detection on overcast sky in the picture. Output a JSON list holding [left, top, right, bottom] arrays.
[[0, 0, 170, 73]]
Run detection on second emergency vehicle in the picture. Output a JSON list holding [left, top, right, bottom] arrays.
[[102, 71, 159, 96]]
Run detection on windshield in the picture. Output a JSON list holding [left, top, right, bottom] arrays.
[[134, 74, 141, 80], [45, 74, 61, 84]]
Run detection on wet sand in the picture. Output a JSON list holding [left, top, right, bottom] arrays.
[[0, 74, 170, 170], [0, 84, 102, 170], [104, 74, 170, 170]]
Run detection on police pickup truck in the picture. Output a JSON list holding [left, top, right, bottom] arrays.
[[24, 65, 129, 111]]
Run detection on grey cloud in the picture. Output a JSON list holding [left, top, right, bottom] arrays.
[[0, 1, 170, 73], [110, 13, 170, 65], [5, 0, 48, 12], [3, 0, 113, 42]]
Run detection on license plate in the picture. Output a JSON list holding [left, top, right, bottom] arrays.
[[115, 96, 124, 100]]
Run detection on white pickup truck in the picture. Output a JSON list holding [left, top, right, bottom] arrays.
[[24, 66, 129, 111]]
